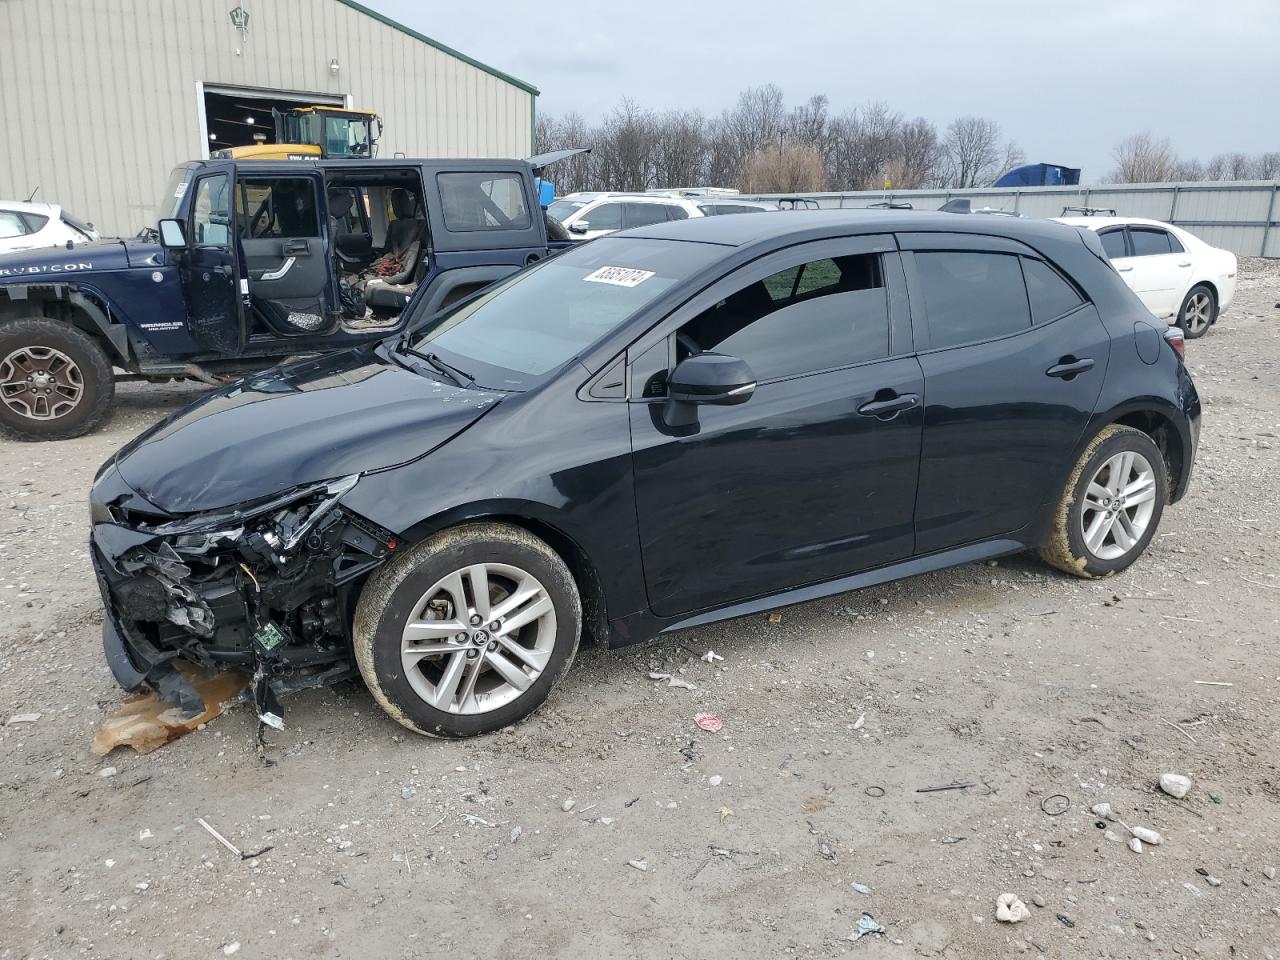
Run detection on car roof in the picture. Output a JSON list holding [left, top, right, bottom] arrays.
[[1055, 216, 1178, 231], [0, 200, 59, 215], [623, 208, 1088, 248]]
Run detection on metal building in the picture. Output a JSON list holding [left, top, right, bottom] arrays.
[[0, 0, 538, 236]]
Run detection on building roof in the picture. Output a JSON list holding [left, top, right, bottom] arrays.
[[334, 0, 539, 96]]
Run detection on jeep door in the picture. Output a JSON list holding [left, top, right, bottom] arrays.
[[179, 165, 245, 354], [628, 236, 922, 617]]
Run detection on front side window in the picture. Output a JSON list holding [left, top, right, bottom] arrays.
[[1099, 229, 1128, 259], [1130, 227, 1173, 256], [438, 172, 531, 231], [581, 202, 623, 231], [1022, 258, 1084, 324], [547, 199, 584, 221], [0, 211, 27, 239], [677, 252, 890, 382], [236, 178, 320, 239], [191, 174, 231, 248], [410, 237, 720, 388], [914, 251, 1030, 349]]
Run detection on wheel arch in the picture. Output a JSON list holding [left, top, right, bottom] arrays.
[[0, 282, 131, 364], [1090, 403, 1190, 502]]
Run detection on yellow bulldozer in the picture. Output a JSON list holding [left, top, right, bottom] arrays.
[[213, 106, 383, 161]]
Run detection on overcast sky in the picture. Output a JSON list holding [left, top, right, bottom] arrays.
[[371, 0, 1277, 181]]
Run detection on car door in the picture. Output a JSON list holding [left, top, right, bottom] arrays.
[[234, 173, 336, 337], [628, 235, 922, 617], [1099, 227, 1136, 290], [179, 167, 245, 354], [901, 235, 1110, 553], [574, 201, 624, 239], [1128, 226, 1192, 318]]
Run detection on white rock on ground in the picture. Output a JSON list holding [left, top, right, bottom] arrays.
[[995, 894, 1031, 923], [1159, 773, 1193, 799]]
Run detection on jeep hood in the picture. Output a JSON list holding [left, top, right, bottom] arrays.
[[111, 348, 502, 514], [0, 238, 134, 277]]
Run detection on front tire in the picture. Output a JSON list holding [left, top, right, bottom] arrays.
[[353, 522, 581, 737], [1177, 284, 1216, 340], [1040, 424, 1168, 579], [0, 318, 115, 440]]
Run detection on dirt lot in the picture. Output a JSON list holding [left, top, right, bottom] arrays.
[[1, 262, 1279, 960]]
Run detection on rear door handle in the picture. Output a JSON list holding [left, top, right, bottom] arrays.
[[1046, 357, 1095, 379], [858, 393, 919, 418], [1117, 265, 1133, 272], [1177, 261, 1192, 267]]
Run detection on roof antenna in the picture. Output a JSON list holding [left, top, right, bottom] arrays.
[[25, 186, 39, 202]]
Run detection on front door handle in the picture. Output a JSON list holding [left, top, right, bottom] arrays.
[[1177, 261, 1192, 267], [284, 238, 311, 255], [858, 392, 919, 418], [1046, 356, 1095, 379], [1117, 265, 1133, 272]]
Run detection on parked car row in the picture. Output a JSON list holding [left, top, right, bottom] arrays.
[[547, 192, 777, 240]]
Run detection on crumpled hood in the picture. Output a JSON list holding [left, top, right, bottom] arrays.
[[0, 238, 132, 278], [112, 348, 502, 514]]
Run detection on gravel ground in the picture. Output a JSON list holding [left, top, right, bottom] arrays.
[[1, 262, 1278, 959]]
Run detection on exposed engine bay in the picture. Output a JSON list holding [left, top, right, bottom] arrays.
[[90, 473, 398, 727]]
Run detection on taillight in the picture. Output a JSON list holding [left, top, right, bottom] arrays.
[[1164, 326, 1185, 360]]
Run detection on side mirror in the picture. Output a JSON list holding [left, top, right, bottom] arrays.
[[568, 221, 589, 235], [158, 219, 187, 249], [668, 352, 756, 406]]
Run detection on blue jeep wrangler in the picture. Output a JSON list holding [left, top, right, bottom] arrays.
[[0, 157, 567, 440]]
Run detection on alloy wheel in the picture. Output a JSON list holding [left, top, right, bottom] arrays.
[[1183, 291, 1212, 335], [0, 346, 84, 421], [400, 562, 557, 714], [1079, 450, 1158, 561]]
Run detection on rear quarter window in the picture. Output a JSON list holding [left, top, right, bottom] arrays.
[[1022, 258, 1084, 324], [1099, 229, 1128, 259], [438, 172, 531, 232]]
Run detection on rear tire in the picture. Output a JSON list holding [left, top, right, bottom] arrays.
[[1039, 424, 1168, 579], [0, 318, 115, 441], [1176, 284, 1216, 340], [353, 522, 581, 737]]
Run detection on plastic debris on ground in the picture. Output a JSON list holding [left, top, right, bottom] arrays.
[[695, 713, 722, 733], [92, 667, 248, 756], [648, 671, 696, 691], [848, 913, 884, 941], [996, 893, 1031, 923], [7, 713, 41, 724], [850, 881, 872, 895], [701, 650, 724, 663]]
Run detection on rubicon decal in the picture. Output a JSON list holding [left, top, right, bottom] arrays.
[[0, 262, 94, 278]]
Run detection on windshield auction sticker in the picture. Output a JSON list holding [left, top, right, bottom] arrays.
[[583, 266, 656, 288]]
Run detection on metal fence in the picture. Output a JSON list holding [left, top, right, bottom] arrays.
[[739, 181, 1280, 258]]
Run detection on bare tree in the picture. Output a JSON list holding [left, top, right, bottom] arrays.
[[941, 116, 1003, 188], [723, 84, 787, 161], [1254, 152, 1280, 179], [739, 143, 826, 193], [1109, 133, 1177, 183], [786, 94, 829, 152], [652, 110, 708, 188], [892, 116, 941, 188], [591, 99, 658, 192]]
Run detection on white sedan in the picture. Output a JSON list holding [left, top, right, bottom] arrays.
[[0, 201, 99, 255], [547, 193, 706, 241], [1055, 216, 1236, 339]]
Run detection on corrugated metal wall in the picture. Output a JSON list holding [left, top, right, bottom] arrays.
[[740, 182, 1280, 257], [0, 0, 535, 236]]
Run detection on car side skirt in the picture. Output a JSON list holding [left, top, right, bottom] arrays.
[[607, 537, 1026, 647]]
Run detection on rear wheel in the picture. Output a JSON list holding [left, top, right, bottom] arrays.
[[0, 318, 115, 440], [353, 523, 581, 737], [1176, 284, 1215, 339], [1040, 424, 1167, 578]]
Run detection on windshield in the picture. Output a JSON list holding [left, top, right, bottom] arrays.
[[547, 199, 584, 221], [407, 237, 721, 390], [154, 166, 192, 223]]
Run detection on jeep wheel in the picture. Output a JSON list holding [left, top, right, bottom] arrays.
[[0, 318, 115, 441], [353, 522, 581, 737]]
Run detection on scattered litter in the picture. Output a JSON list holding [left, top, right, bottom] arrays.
[[510, 826, 522, 843], [852, 713, 865, 730], [694, 713, 722, 733], [767, 612, 783, 624], [461, 814, 492, 826], [818, 839, 837, 861], [1090, 802, 1117, 821], [1129, 838, 1143, 853], [1159, 773, 1193, 799], [1160, 717, 1197, 743], [627, 859, 648, 872], [1192, 680, 1232, 687], [996, 894, 1031, 923], [850, 881, 872, 895], [848, 913, 884, 941], [7, 712, 40, 724], [1210, 794, 1223, 805], [667, 676, 697, 691], [561, 798, 576, 813], [401, 786, 416, 800], [92, 669, 247, 756], [802, 796, 832, 813], [1182, 881, 1203, 898], [1056, 913, 1075, 928], [701, 650, 724, 663], [916, 781, 974, 793], [1129, 826, 1163, 846], [718, 806, 735, 823], [1205, 875, 1222, 887], [222, 943, 240, 956], [196, 817, 272, 861], [97, 766, 119, 778], [1040, 794, 1070, 816], [138, 829, 153, 841], [708, 775, 722, 787], [864, 786, 886, 798], [940, 836, 966, 844]]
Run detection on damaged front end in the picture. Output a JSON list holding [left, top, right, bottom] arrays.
[[90, 467, 399, 726]]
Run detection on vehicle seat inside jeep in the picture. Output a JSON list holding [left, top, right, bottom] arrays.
[[362, 188, 428, 310]]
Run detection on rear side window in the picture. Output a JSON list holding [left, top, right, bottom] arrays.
[[0, 211, 27, 238], [664, 205, 690, 221], [236, 178, 320, 239], [438, 172, 531, 232], [700, 203, 760, 216], [624, 203, 671, 228], [1022, 258, 1084, 324], [1099, 229, 1128, 259], [914, 251, 1031, 349], [1130, 227, 1173, 256], [582, 202, 623, 231], [21, 213, 50, 234], [679, 252, 889, 381], [1167, 232, 1185, 253]]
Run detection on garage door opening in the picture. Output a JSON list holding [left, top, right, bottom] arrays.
[[201, 85, 345, 156]]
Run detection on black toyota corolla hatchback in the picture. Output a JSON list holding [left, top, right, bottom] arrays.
[[90, 210, 1200, 736]]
